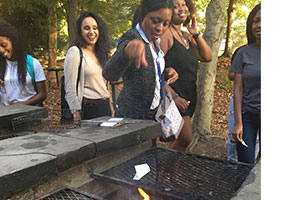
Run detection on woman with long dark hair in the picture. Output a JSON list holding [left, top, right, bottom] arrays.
[[0, 21, 46, 106], [160, 0, 212, 151], [64, 11, 114, 120], [231, 4, 261, 164]]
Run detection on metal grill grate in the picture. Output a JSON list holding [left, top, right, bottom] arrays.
[[40, 188, 104, 200], [0, 134, 21, 141], [11, 109, 81, 132], [93, 147, 253, 200]]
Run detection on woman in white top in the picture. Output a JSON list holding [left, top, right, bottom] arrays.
[[64, 11, 114, 120], [0, 21, 46, 106]]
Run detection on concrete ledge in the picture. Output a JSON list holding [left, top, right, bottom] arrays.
[[0, 118, 161, 199], [61, 121, 161, 156], [0, 154, 57, 199], [0, 104, 48, 129]]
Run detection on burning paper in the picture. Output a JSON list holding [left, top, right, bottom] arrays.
[[138, 187, 150, 200], [133, 163, 150, 180]]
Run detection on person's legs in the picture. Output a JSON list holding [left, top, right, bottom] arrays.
[[168, 116, 192, 151], [236, 112, 260, 164]]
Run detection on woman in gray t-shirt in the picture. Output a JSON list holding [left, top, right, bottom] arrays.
[[230, 4, 261, 164]]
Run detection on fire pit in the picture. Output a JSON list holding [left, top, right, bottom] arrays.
[[93, 147, 253, 200]]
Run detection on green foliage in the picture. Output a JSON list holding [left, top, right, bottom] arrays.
[[0, 0, 261, 60], [79, 0, 140, 42], [0, 0, 49, 58], [229, 0, 261, 50], [194, 0, 261, 52], [192, 0, 211, 33]]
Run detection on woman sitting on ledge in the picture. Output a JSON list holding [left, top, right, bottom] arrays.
[[0, 21, 46, 106]]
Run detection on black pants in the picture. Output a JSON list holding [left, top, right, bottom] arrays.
[[81, 101, 111, 120]]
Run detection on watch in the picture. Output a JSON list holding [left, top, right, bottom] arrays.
[[192, 33, 200, 39], [173, 93, 179, 100]]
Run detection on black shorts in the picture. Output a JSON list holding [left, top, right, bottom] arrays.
[[170, 80, 197, 117]]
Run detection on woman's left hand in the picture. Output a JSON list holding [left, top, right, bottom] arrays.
[[174, 96, 189, 112], [165, 67, 178, 84]]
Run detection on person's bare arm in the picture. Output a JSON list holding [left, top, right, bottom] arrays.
[[11, 81, 46, 105], [232, 73, 243, 141], [187, 17, 212, 62]]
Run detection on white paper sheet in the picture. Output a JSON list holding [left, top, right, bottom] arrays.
[[100, 118, 124, 127], [241, 140, 248, 147], [133, 163, 150, 180], [108, 118, 123, 122]]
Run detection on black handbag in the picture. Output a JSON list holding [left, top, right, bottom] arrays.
[[60, 46, 83, 122]]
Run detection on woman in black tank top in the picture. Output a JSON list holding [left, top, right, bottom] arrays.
[[160, 0, 212, 152]]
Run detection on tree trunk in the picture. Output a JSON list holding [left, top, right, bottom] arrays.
[[222, 0, 235, 57], [48, 1, 58, 86], [189, 0, 227, 150], [66, 0, 78, 46]]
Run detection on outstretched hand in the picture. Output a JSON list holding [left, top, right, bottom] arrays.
[[125, 39, 148, 68], [0, 79, 4, 85]]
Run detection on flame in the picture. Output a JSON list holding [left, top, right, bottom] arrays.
[[138, 187, 150, 200]]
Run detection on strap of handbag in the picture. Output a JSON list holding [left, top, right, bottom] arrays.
[[76, 46, 83, 95]]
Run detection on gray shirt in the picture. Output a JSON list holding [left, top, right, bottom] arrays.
[[230, 44, 261, 113]]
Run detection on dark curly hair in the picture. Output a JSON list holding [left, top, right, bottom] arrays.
[[74, 11, 111, 66], [246, 3, 261, 44], [182, 0, 196, 26], [0, 21, 27, 86]]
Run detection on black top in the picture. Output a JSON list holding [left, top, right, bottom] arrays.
[[230, 44, 261, 113], [164, 37, 199, 81]]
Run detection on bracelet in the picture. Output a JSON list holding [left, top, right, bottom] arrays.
[[192, 33, 200, 39], [173, 93, 179, 100]]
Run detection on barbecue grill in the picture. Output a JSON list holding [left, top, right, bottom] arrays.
[[40, 188, 105, 200], [93, 147, 253, 200]]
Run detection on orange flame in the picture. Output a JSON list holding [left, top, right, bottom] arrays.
[[137, 187, 150, 200]]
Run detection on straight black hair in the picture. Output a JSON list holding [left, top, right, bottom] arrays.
[[246, 3, 261, 44], [139, 0, 172, 23]]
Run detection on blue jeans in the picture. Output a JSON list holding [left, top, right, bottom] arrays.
[[236, 111, 261, 164], [226, 95, 237, 162]]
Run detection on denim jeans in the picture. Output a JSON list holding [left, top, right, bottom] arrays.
[[226, 95, 238, 162], [236, 111, 261, 164]]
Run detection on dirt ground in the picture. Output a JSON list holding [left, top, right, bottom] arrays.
[[44, 57, 232, 160]]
